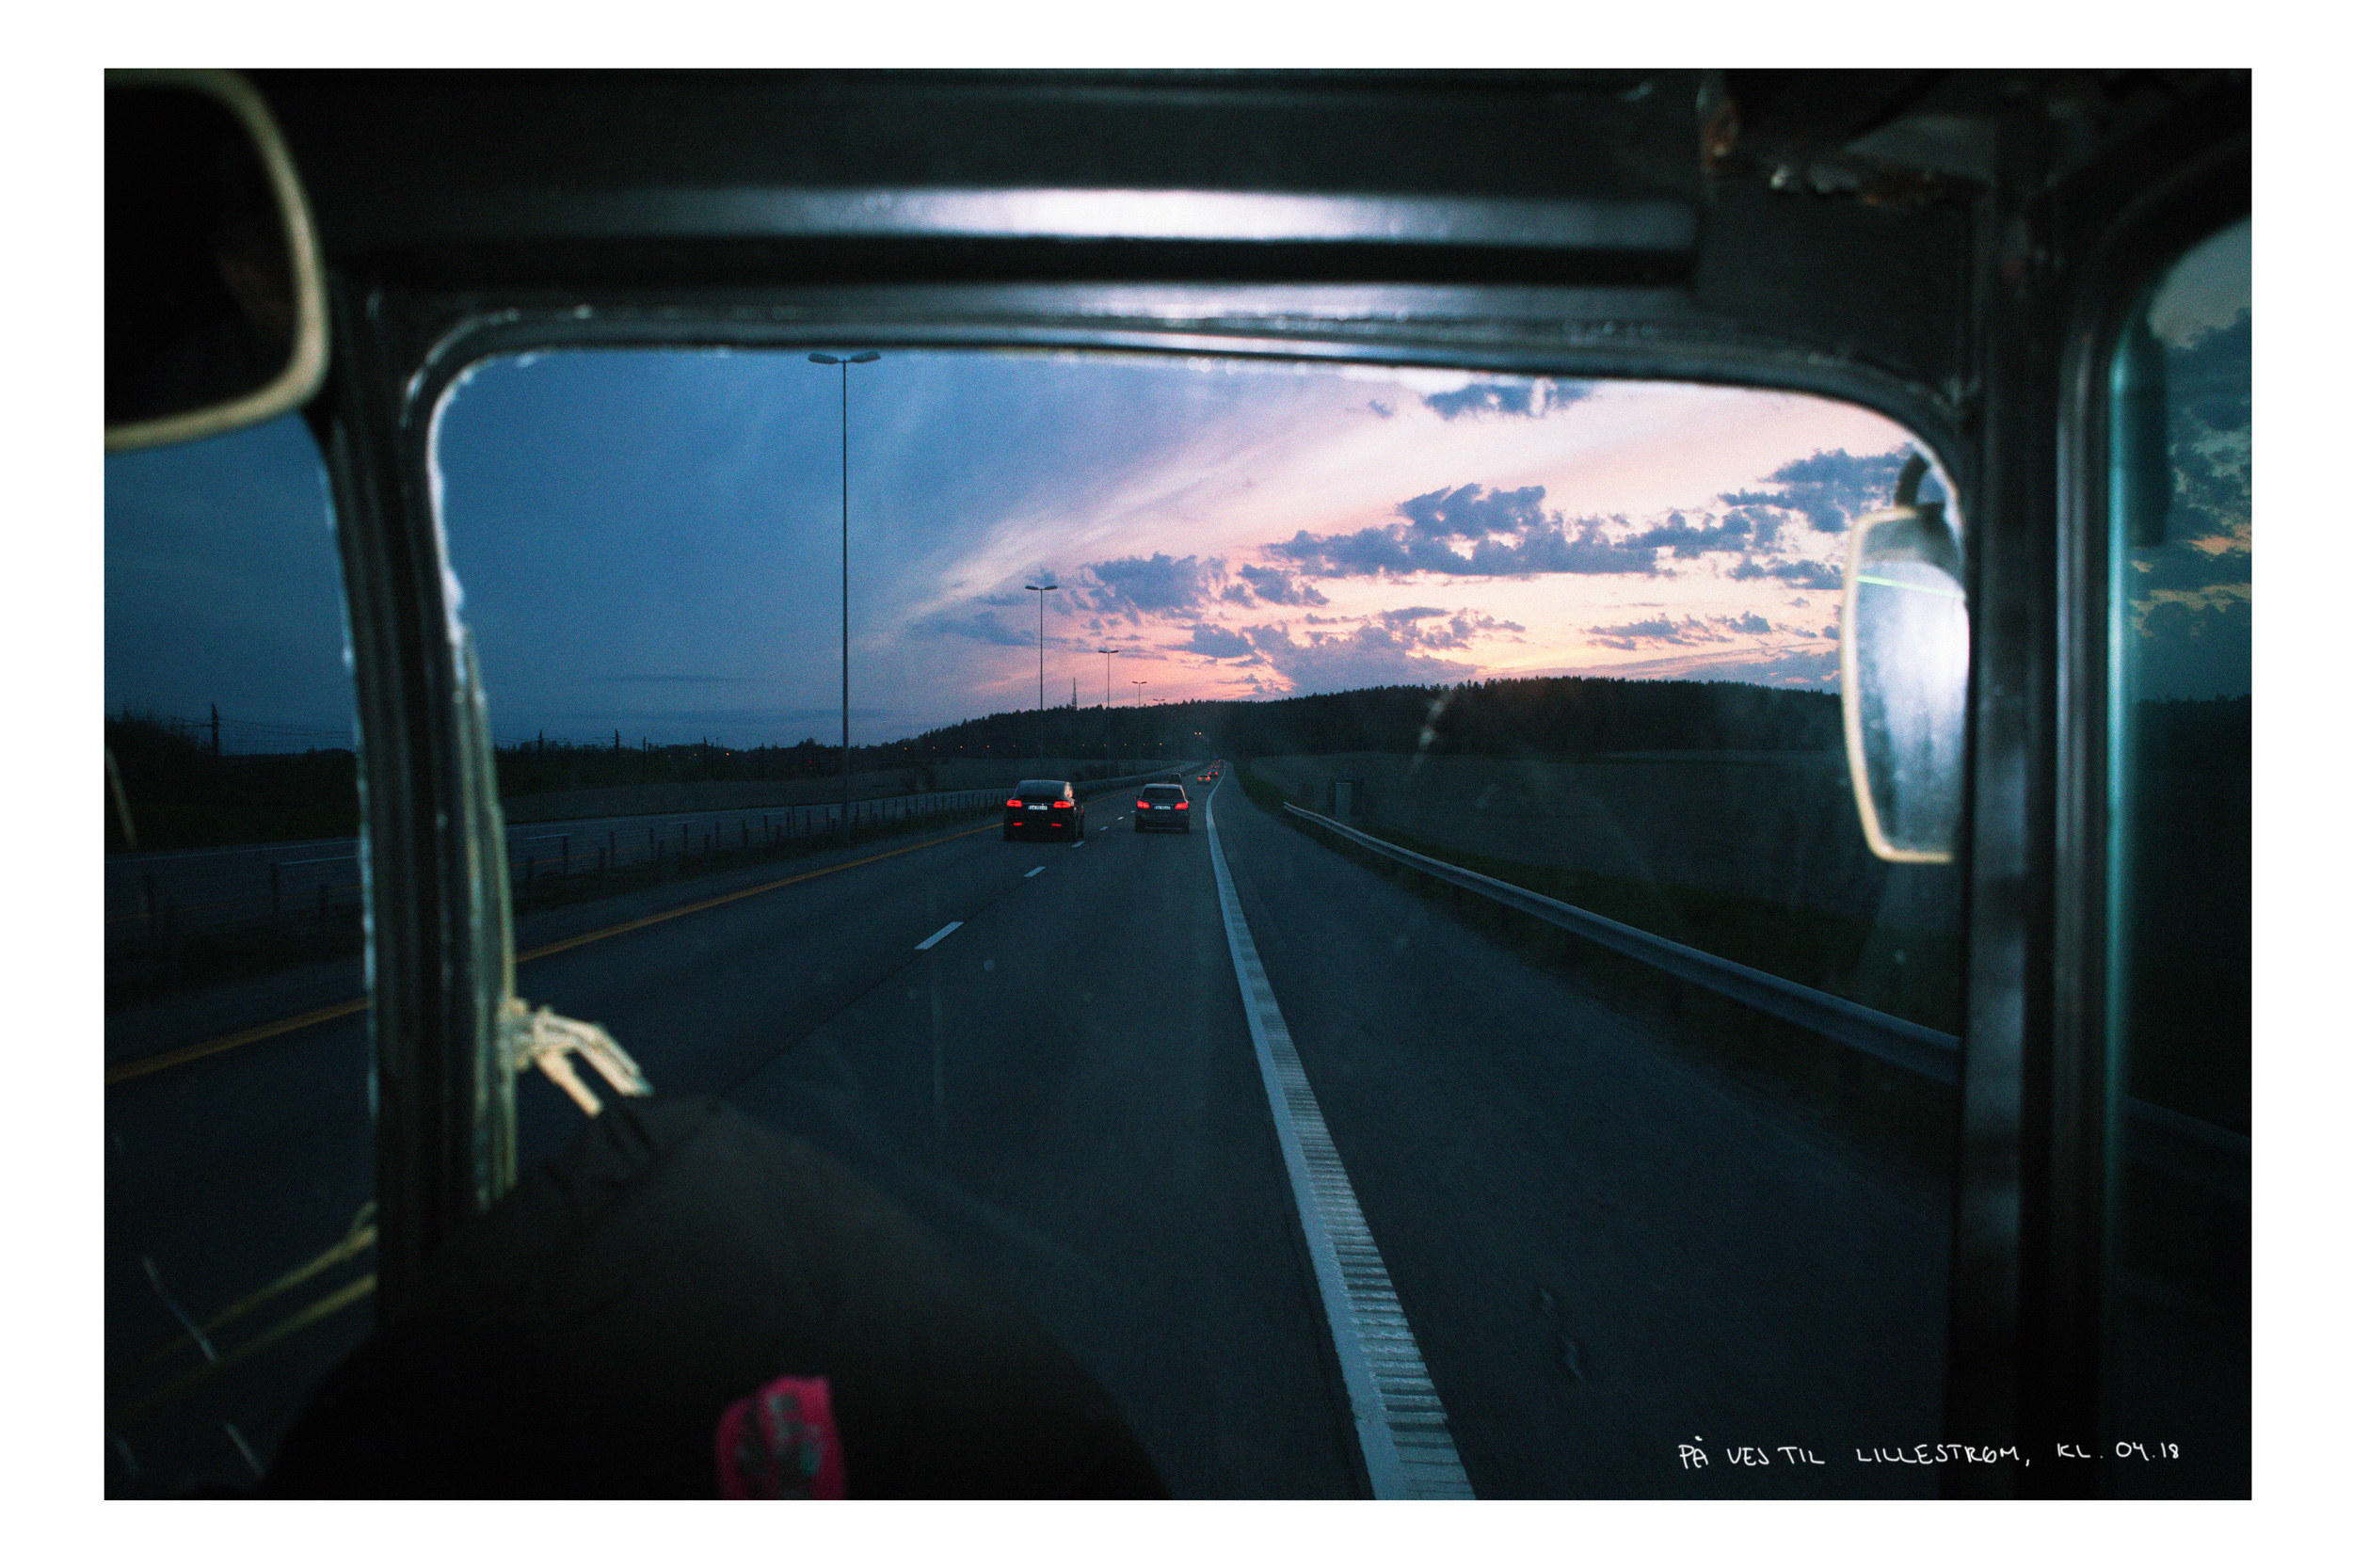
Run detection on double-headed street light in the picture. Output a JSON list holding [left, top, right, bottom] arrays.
[[808, 350, 879, 835], [1025, 583, 1058, 762], [1095, 646, 1123, 766]]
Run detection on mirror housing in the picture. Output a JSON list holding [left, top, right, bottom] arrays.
[[1841, 455, 1968, 864], [105, 70, 328, 452]]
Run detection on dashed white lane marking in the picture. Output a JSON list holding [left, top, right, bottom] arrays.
[[913, 920, 963, 951], [1024, 866, 1045, 878], [1201, 788, 1474, 1499]]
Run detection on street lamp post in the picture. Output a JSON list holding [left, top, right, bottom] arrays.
[[809, 350, 879, 837], [1025, 583, 1058, 763], [1095, 646, 1122, 769], [1129, 680, 1147, 766]]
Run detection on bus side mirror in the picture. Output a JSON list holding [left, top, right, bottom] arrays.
[[1841, 455, 1968, 864], [105, 70, 328, 452]]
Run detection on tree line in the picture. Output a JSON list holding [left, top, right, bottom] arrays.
[[110, 678, 1861, 852]]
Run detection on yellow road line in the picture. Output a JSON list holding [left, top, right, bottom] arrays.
[[105, 997, 369, 1086], [106, 817, 1003, 1088]]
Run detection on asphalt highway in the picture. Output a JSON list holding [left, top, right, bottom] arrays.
[[105, 772, 1950, 1498]]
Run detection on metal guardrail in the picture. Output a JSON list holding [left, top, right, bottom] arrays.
[[1278, 800, 2249, 1199], [1282, 801, 1961, 1083]]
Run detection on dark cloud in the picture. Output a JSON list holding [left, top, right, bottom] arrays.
[[1271, 484, 1659, 581], [1730, 556, 1843, 591], [1419, 380, 1595, 421], [1710, 646, 1841, 689], [1629, 510, 1754, 559], [1219, 582, 1255, 605], [1378, 605, 1450, 625], [909, 608, 1037, 648], [1583, 616, 1733, 652], [1719, 611, 1773, 635], [1080, 552, 1216, 619], [1419, 611, 1523, 650], [1243, 620, 1478, 693], [1266, 466, 1874, 587], [1183, 623, 1256, 660], [1463, 520, 1658, 577], [1396, 483, 1549, 538], [1367, 399, 1395, 419], [1267, 524, 1455, 578], [1742, 448, 1912, 534], [1715, 504, 1785, 550], [1235, 563, 1330, 606]]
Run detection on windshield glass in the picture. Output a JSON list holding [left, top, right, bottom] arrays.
[[425, 348, 1961, 1497]]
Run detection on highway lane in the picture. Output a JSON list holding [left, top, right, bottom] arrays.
[[107, 765, 1949, 1497], [496, 777, 1365, 1496], [1209, 784, 1951, 1497]]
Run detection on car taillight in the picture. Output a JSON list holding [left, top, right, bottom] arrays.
[[1052, 799, 1072, 808], [1175, 801, 1189, 808], [1005, 798, 1021, 808], [1136, 800, 1150, 809]]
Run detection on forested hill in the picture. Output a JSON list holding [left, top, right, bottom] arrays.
[[908, 675, 1845, 762]]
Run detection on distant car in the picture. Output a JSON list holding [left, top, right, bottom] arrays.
[[1004, 778, 1085, 840], [1134, 782, 1192, 832]]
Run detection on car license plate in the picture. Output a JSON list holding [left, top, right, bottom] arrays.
[[1027, 805, 1047, 811]]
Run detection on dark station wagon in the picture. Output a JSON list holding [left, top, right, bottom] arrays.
[[1134, 782, 1192, 833], [1002, 778, 1086, 841]]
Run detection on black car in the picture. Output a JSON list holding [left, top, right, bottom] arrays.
[[1003, 778, 1085, 840], [1134, 782, 1191, 832]]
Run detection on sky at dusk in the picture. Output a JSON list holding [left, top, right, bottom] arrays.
[[416, 352, 1930, 747]]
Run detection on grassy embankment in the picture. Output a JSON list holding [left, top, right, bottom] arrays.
[[1231, 758, 1961, 1181]]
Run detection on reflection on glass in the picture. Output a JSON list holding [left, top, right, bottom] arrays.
[[2104, 217, 2250, 1496], [1842, 480, 1968, 864], [104, 413, 373, 1496]]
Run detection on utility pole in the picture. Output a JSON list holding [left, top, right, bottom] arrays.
[[1129, 680, 1147, 767], [1096, 646, 1122, 767], [209, 703, 220, 757]]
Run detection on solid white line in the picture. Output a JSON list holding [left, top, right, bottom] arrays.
[[1024, 866, 1045, 878], [1201, 786, 1474, 1499], [913, 920, 963, 951]]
